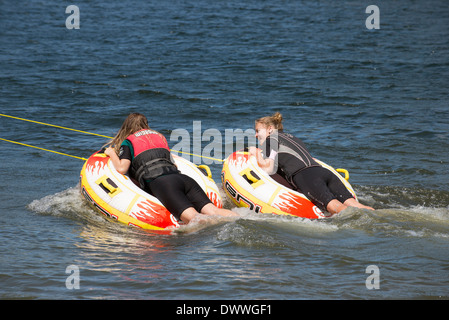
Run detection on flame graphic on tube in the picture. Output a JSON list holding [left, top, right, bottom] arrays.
[[273, 192, 306, 214], [130, 199, 172, 227], [208, 191, 222, 208], [228, 153, 249, 170], [273, 191, 324, 218], [86, 158, 108, 176]]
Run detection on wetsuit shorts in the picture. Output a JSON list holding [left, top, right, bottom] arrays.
[[144, 173, 212, 220], [291, 166, 354, 211]]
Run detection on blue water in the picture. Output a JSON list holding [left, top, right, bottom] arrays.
[[1, 0, 448, 300]]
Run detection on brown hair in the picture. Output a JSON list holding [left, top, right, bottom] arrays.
[[255, 112, 283, 130], [107, 113, 150, 154]]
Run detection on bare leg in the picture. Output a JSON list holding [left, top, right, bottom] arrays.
[[327, 198, 375, 215], [179, 207, 200, 224], [326, 199, 348, 215], [200, 203, 238, 218], [344, 198, 375, 210], [180, 204, 238, 224]]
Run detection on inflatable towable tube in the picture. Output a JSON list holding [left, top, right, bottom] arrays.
[[80, 151, 223, 232], [221, 150, 357, 219]]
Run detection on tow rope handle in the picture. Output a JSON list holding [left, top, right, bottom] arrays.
[[197, 165, 212, 180], [336, 168, 350, 181]]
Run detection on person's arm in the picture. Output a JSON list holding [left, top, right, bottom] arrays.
[[248, 147, 277, 175], [105, 147, 131, 175], [169, 152, 178, 168]]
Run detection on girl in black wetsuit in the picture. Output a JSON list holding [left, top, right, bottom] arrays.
[[248, 112, 374, 214]]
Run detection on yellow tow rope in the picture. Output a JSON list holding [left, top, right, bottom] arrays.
[[0, 113, 350, 181], [0, 113, 224, 162], [0, 137, 88, 161], [0, 113, 112, 139]]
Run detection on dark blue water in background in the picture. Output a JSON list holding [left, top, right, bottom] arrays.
[[1, 0, 448, 300]]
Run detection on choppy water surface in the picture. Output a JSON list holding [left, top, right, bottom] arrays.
[[1, 0, 448, 300]]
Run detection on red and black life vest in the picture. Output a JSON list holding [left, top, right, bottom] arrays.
[[126, 129, 179, 187]]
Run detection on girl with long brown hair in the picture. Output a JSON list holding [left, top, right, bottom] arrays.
[[105, 113, 237, 224]]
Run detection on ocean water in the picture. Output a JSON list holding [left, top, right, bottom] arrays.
[[1, 0, 448, 301]]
